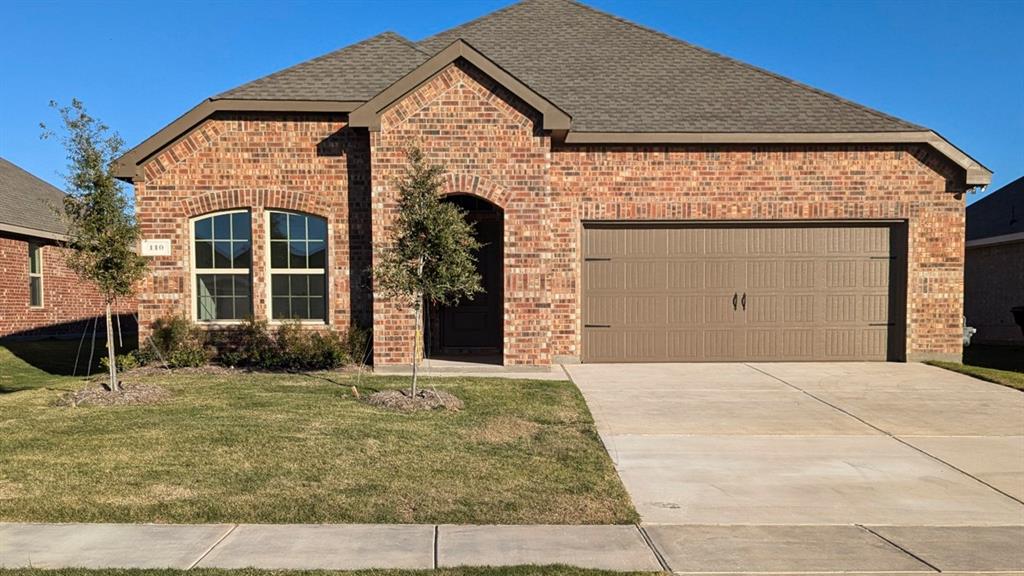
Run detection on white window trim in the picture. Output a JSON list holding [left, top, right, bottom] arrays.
[[190, 209, 252, 324], [28, 242, 43, 308], [264, 210, 329, 325]]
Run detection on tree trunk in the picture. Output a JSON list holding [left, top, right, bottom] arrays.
[[411, 296, 422, 398], [105, 301, 119, 392]]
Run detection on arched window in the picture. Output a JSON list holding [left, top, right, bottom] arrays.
[[191, 210, 252, 322], [267, 211, 327, 322]]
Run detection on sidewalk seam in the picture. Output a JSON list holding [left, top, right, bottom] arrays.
[[188, 523, 237, 570], [744, 363, 1024, 507], [857, 524, 941, 573], [636, 524, 672, 572]]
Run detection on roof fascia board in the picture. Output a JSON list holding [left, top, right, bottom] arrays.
[[348, 40, 572, 132], [563, 130, 991, 186], [0, 222, 67, 242], [966, 231, 1024, 248], [113, 98, 361, 181]]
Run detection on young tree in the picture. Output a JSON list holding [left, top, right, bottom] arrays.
[[374, 148, 482, 396], [42, 99, 147, 392]]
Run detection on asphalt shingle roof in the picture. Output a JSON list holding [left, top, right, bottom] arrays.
[[0, 157, 67, 237], [215, 0, 923, 134], [967, 176, 1024, 241]]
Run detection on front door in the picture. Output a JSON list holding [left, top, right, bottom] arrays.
[[437, 197, 503, 355]]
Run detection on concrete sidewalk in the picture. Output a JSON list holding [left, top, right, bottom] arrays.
[[3, 522, 1023, 573]]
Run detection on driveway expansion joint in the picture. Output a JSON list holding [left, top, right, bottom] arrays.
[[635, 523, 672, 572], [856, 524, 942, 573]]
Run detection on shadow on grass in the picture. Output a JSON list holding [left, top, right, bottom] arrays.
[[1, 324, 138, 393], [963, 344, 1024, 373]]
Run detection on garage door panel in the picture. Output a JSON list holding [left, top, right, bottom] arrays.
[[582, 223, 901, 363]]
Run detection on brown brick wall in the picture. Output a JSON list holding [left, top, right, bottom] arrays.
[[134, 113, 371, 341], [131, 60, 968, 365], [0, 233, 136, 338], [965, 241, 1024, 344]]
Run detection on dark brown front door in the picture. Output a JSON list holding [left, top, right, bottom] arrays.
[[437, 196, 503, 355]]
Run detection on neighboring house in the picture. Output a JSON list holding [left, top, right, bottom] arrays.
[[114, 0, 990, 367], [965, 176, 1024, 345], [0, 157, 135, 339]]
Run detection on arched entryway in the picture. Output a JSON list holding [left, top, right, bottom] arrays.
[[425, 194, 504, 363]]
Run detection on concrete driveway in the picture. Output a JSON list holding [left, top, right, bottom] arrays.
[[566, 362, 1024, 572], [566, 362, 1024, 526]]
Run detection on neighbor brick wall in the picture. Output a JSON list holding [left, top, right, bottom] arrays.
[[965, 241, 1024, 344], [133, 113, 371, 342], [0, 233, 136, 338]]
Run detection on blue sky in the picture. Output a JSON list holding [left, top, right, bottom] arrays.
[[2, 0, 1020, 203]]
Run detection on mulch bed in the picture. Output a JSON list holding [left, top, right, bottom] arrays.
[[367, 388, 464, 413], [57, 382, 171, 407]]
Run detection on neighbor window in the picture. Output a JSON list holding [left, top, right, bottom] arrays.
[[28, 243, 42, 307], [192, 211, 252, 322], [268, 211, 327, 321]]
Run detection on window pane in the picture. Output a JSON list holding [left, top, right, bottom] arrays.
[[270, 241, 288, 269], [307, 217, 326, 241], [194, 218, 213, 240], [235, 296, 251, 319], [195, 241, 213, 269], [289, 241, 307, 269], [28, 244, 41, 274], [233, 275, 251, 297], [309, 297, 325, 321], [272, 297, 290, 320], [271, 274, 289, 296], [29, 277, 42, 307], [197, 275, 216, 321], [289, 214, 306, 240], [308, 274, 325, 297], [232, 212, 251, 241], [216, 297, 234, 320], [197, 296, 216, 321], [214, 275, 235, 297], [308, 241, 326, 269], [290, 274, 308, 296], [214, 241, 232, 268], [232, 242, 251, 268], [214, 214, 232, 239], [270, 213, 288, 240]]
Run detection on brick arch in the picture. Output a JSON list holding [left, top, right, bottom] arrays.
[[440, 173, 510, 209], [182, 189, 331, 218]]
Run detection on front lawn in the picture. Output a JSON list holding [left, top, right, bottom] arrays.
[[927, 344, 1024, 391], [0, 351, 637, 525]]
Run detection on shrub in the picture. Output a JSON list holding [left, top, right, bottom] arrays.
[[216, 318, 364, 371], [99, 351, 142, 373], [139, 316, 211, 368]]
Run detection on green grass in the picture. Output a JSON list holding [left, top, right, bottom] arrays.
[[927, 344, 1024, 391], [0, 343, 637, 525], [0, 568, 659, 576]]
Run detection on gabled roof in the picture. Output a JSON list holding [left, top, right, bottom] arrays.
[[114, 0, 991, 186], [967, 176, 1024, 243], [0, 157, 68, 240]]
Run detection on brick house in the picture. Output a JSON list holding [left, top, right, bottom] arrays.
[[965, 176, 1023, 344], [114, 0, 990, 367], [0, 157, 135, 339]]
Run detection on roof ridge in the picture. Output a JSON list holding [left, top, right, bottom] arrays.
[[215, 31, 424, 100], [557, 0, 923, 132]]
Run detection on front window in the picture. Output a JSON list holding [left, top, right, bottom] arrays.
[[192, 211, 252, 322], [28, 243, 42, 308], [268, 211, 327, 321]]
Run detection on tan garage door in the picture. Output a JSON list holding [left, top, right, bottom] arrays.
[[582, 223, 905, 362]]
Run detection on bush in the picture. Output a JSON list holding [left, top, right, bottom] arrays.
[[216, 318, 365, 371], [139, 316, 211, 368], [99, 351, 142, 373]]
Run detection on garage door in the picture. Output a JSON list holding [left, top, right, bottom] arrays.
[[582, 223, 905, 362]]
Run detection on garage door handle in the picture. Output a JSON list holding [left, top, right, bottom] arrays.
[[741, 293, 747, 311], [585, 324, 611, 328], [732, 293, 738, 311]]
